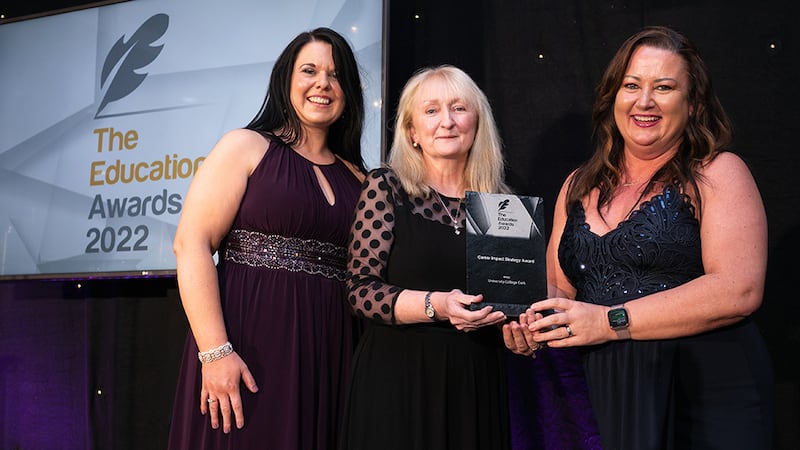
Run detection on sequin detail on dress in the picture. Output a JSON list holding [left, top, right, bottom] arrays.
[[225, 229, 347, 281], [559, 184, 703, 305]]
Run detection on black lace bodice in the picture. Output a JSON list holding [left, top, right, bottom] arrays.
[[558, 185, 704, 306], [346, 167, 467, 323]]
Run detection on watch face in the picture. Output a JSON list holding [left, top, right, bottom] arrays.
[[608, 308, 629, 329], [425, 306, 435, 318]]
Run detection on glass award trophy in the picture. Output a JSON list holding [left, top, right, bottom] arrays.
[[465, 191, 547, 316]]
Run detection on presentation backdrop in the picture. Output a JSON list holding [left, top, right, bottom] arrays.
[[0, 0, 383, 279]]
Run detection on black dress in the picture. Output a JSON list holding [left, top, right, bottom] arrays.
[[339, 168, 510, 450], [558, 185, 774, 450]]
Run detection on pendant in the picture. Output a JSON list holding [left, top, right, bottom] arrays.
[[455, 228, 461, 235]]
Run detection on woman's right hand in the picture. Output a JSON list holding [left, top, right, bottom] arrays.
[[502, 310, 545, 356], [200, 352, 259, 433], [437, 289, 507, 331]]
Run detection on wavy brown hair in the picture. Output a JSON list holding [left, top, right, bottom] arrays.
[[567, 26, 733, 216]]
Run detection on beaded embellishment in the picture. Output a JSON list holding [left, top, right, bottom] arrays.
[[197, 341, 233, 364], [224, 230, 347, 281]]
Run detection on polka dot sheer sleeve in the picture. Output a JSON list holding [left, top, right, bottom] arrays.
[[346, 168, 404, 324]]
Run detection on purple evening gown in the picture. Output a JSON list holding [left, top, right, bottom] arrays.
[[168, 138, 362, 450]]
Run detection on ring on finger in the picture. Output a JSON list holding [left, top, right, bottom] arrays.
[[208, 398, 218, 403], [565, 325, 573, 338]]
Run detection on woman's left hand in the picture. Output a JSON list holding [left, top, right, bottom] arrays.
[[525, 297, 613, 347]]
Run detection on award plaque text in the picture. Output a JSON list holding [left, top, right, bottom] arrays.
[[465, 191, 547, 316]]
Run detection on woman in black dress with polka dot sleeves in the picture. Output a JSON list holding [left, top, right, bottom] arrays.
[[338, 65, 512, 450]]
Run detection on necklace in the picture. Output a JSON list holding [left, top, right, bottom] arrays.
[[622, 180, 645, 187], [432, 190, 463, 235]]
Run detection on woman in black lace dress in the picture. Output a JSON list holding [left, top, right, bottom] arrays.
[[339, 65, 512, 450], [504, 26, 773, 449]]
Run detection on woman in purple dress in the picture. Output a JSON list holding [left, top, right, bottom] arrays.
[[168, 27, 365, 450]]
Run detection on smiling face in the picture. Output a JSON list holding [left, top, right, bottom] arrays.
[[408, 75, 478, 161], [289, 41, 345, 132], [613, 45, 693, 157]]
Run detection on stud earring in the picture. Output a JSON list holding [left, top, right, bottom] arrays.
[[412, 141, 419, 148]]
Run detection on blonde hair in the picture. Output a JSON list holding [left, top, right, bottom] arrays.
[[387, 65, 509, 196]]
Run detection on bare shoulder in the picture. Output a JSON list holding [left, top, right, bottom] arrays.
[[563, 169, 578, 189], [701, 151, 752, 176], [556, 169, 579, 203], [696, 152, 763, 217], [206, 129, 271, 172], [214, 129, 270, 155]]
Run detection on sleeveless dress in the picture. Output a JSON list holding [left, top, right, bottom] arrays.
[[339, 168, 511, 450], [558, 185, 774, 450], [168, 138, 363, 450]]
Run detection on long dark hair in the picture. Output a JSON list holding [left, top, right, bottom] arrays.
[[568, 25, 733, 214], [245, 27, 365, 171]]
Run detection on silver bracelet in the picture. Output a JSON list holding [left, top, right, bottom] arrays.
[[197, 341, 233, 364]]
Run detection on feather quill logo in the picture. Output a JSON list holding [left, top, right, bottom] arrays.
[[96, 13, 169, 118]]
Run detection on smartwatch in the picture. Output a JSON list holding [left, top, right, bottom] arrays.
[[424, 291, 436, 320], [607, 304, 630, 339]]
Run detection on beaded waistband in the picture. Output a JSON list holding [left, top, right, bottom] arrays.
[[224, 230, 347, 281]]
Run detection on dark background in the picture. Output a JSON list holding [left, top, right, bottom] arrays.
[[1, 0, 798, 448]]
